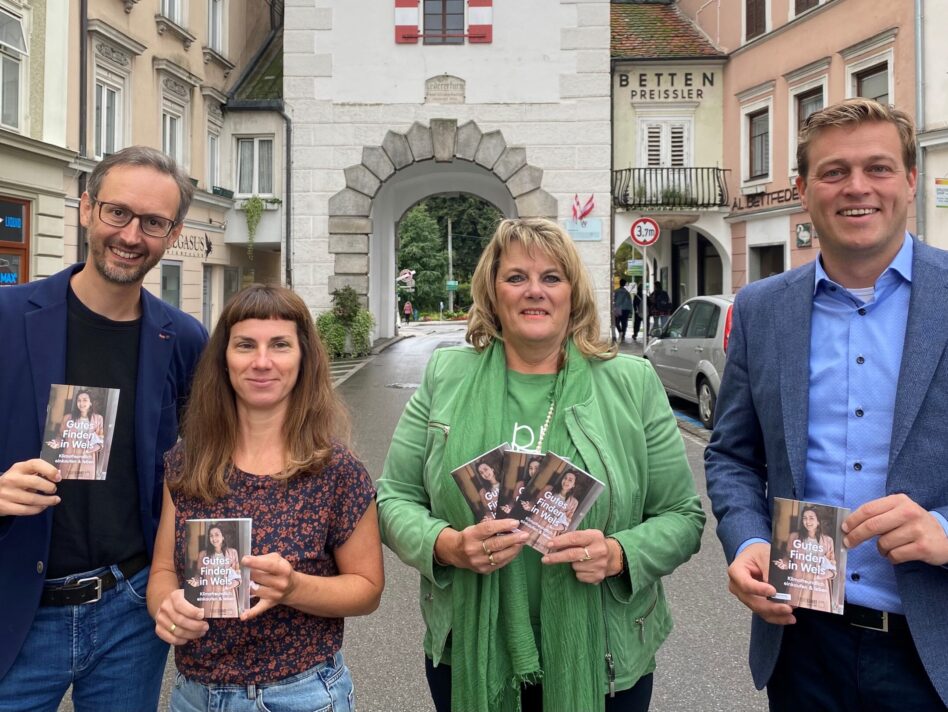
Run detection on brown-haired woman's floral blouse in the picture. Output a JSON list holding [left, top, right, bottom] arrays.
[[168, 442, 375, 684]]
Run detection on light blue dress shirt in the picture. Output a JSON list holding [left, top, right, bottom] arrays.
[[804, 236, 915, 613], [737, 234, 948, 611]]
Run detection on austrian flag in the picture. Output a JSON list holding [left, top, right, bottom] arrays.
[[572, 194, 595, 221]]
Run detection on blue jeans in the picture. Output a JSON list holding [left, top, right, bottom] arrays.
[[171, 652, 355, 712], [0, 564, 168, 712]]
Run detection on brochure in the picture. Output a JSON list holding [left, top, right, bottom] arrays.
[[768, 497, 849, 615], [39, 384, 120, 481], [183, 518, 253, 618], [449, 443, 509, 522], [514, 452, 605, 555]]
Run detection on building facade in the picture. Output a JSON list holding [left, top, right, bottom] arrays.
[[1, 0, 284, 329], [611, 0, 728, 311], [285, 0, 613, 339], [679, 0, 917, 289]]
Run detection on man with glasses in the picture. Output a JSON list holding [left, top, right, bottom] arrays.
[[0, 146, 208, 711]]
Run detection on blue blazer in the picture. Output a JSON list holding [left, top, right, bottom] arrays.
[[0, 265, 207, 679], [705, 240, 948, 704]]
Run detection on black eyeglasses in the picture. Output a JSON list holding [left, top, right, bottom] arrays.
[[92, 199, 178, 239]]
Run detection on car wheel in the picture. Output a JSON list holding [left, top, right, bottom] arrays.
[[698, 378, 716, 429]]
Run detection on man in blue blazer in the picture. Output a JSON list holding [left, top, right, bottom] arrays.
[[706, 99, 948, 710], [0, 147, 207, 711]]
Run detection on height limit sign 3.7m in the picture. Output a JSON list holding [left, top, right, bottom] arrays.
[[630, 217, 660, 247]]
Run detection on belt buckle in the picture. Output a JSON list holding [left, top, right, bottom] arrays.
[[853, 609, 888, 632], [74, 576, 103, 605]]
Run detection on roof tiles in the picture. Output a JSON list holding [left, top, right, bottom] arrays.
[[611, 2, 724, 60]]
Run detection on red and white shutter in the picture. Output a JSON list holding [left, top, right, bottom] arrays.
[[468, 0, 493, 43], [395, 0, 420, 44]]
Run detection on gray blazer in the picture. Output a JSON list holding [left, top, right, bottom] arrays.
[[704, 239, 948, 704]]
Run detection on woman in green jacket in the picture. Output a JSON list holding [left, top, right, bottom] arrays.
[[377, 218, 705, 712]]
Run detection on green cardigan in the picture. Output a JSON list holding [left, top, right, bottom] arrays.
[[377, 345, 705, 696]]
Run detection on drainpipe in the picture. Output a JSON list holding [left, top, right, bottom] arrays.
[[914, 0, 926, 242], [280, 104, 292, 287], [77, 0, 89, 261], [609, 57, 616, 333]]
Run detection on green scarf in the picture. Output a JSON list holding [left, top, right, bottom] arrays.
[[441, 340, 607, 712]]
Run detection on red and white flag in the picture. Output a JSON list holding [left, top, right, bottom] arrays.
[[572, 194, 595, 221]]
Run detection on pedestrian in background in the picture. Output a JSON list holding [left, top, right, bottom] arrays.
[[612, 278, 633, 343], [403, 300, 413, 324], [706, 98, 948, 710], [377, 217, 704, 712]]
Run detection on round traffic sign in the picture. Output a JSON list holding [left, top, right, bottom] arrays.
[[630, 217, 660, 247]]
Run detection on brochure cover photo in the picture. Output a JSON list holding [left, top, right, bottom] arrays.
[[516, 453, 604, 555], [183, 518, 253, 618], [768, 498, 849, 615], [40, 384, 120, 481], [498, 450, 548, 521], [450, 444, 509, 522]]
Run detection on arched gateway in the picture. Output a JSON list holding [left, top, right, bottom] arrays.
[[326, 119, 558, 339]]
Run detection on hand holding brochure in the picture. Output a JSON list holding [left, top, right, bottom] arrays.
[[515, 452, 604, 555], [183, 518, 253, 618], [39, 384, 120, 481], [451, 447, 604, 555], [768, 498, 849, 615]]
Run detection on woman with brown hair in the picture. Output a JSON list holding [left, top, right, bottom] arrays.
[[146, 284, 383, 712]]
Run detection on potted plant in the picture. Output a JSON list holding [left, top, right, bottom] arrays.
[[315, 286, 375, 358]]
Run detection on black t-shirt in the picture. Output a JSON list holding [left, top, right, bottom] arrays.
[[47, 288, 146, 578]]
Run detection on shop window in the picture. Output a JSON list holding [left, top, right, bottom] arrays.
[[0, 196, 29, 285], [161, 260, 182, 308]]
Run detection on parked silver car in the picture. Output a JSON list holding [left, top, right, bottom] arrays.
[[643, 294, 734, 429]]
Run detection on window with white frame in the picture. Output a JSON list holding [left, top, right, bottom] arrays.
[[740, 97, 772, 184], [236, 137, 273, 196], [745, 0, 766, 42], [162, 103, 184, 164], [749, 109, 769, 179], [208, 0, 223, 53], [855, 62, 888, 104], [845, 47, 893, 106], [161, 0, 183, 25], [158, 68, 193, 169], [0, 7, 27, 130], [94, 77, 122, 158], [207, 132, 219, 188], [788, 81, 825, 174]]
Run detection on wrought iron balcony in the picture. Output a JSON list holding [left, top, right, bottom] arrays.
[[612, 167, 730, 210]]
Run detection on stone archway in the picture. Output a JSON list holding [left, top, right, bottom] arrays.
[[326, 119, 558, 338]]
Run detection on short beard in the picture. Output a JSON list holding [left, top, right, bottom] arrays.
[[89, 236, 160, 285]]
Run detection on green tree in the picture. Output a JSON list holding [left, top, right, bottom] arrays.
[[423, 193, 502, 282], [398, 204, 448, 312]]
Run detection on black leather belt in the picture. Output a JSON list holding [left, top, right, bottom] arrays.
[[843, 602, 908, 633], [40, 553, 150, 606]]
